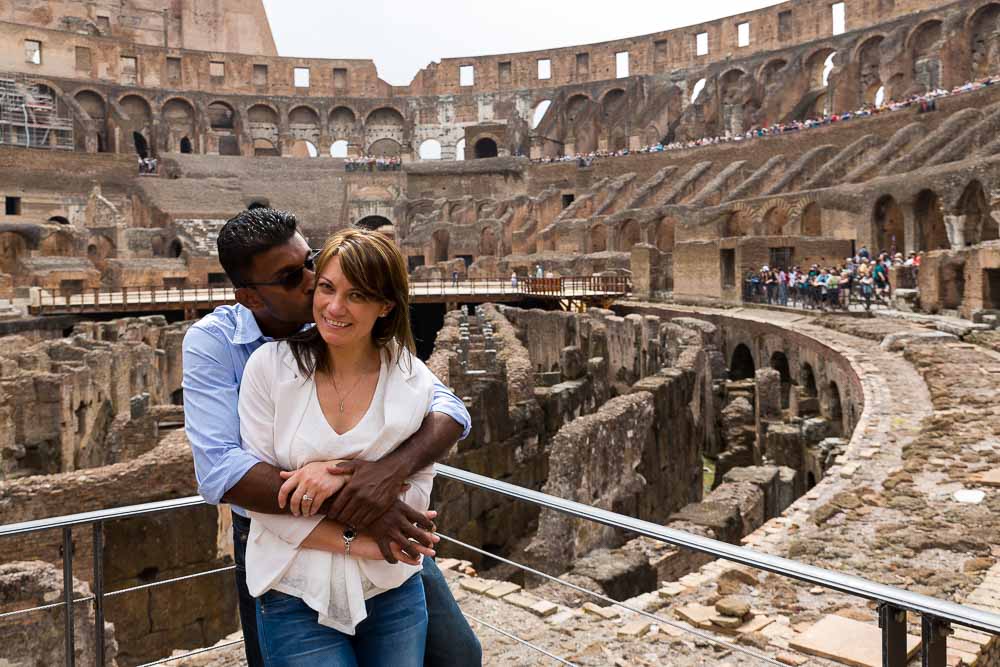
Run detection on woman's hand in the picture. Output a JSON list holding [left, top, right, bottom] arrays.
[[279, 460, 350, 516]]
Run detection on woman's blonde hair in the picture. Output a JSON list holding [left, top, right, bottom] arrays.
[[287, 228, 415, 378]]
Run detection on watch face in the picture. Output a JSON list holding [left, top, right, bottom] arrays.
[[343, 528, 357, 541]]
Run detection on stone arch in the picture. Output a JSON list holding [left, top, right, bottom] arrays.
[[356, 215, 391, 231], [958, 179, 996, 245], [914, 189, 948, 250], [289, 105, 320, 150], [39, 230, 75, 256], [758, 59, 788, 87], [431, 228, 450, 262], [474, 138, 498, 159], [763, 206, 788, 236], [48, 216, 70, 225], [330, 106, 356, 133], [368, 138, 402, 157], [248, 103, 279, 123], [800, 362, 818, 397], [365, 107, 405, 151], [162, 98, 196, 152], [119, 94, 152, 122], [690, 78, 708, 104], [119, 95, 152, 155], [179, 137, 193, 153], [618, 219, 640, 252], [855, 35, 885, 104], [770, 351, 792, 409], [0, 232, 29, 274], [87, 234, 115, 270], [207, 101, 236, 130], [248, 104, 280, 153], [909, 20, 944, 92], [804, 47, 837, 90], [479, 226, 499, 256], [969, 3, 1000, 79], [289, 105, 320, 125], [566, 94, 591, 123], [801, 202, 822, 236], [590, 223, 607, 252], [873, 194, 904, 254], [730, 343, 755, 381], [601, 89, 626, 117], [419, 139, 442, 160], [132, 131, 149, 158]]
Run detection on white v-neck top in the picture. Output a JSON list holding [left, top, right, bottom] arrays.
[[237, 341, 437, 635]]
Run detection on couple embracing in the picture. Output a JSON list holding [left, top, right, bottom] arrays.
[[183, 208, 481, 665]]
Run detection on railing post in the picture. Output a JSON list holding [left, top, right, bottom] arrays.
[[62, 526, 75, 667], [879, 603, 907, 667], [93, 522, 105, 667], [921, 615, 949, 667]]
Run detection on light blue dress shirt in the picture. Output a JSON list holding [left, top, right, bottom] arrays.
[[182, 304, 471, 517]]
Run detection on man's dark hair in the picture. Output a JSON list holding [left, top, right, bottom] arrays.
[[217, 208, 298, 287]]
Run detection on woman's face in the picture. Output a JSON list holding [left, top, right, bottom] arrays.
[[313, 255, 391, 351]]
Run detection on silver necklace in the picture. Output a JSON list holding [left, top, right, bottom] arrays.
[[328, 367, 373, 413]]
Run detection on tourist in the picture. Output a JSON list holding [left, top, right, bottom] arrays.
[[778, 267, 789, 306], [182, 208, 481, 667], [452, 270, 459, 287], [510, 271, 518, 289], [239, 228, 441, 665]]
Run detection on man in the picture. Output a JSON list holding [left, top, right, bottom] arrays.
[[183, 208, 482, 666]]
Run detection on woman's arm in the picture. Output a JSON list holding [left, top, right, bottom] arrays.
[[300, 517, 438, 564]]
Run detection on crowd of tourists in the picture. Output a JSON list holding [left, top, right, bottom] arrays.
[[743, 246, 920, 311], [345, 155, 402, 172], [528, 74, 999, 168], [137, 157, 158, 175]]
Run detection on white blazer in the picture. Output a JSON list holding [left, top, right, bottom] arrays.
[[237, 339, 436, 634]]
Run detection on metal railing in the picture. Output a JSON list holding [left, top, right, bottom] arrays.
[[27, 276, 632, 315], [2, 465, 997, 666]]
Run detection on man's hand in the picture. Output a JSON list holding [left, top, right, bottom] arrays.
[[326, 459, 408, 529], [362, 502, 438, 564]]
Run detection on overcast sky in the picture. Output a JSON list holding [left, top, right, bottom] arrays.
[[261, 1, 784, 86]]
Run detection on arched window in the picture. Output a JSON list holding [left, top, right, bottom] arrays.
[[531, 100, 552, 129], [474, 138, 498, 159], [179, 137, 193, 154], [691, 78, 707, 104], [290, 140, 318, 158], [419, 139, 442, 160], [330, 140, 349, 158]]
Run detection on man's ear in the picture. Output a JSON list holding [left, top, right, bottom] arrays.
[[235, 286, 263, 310]]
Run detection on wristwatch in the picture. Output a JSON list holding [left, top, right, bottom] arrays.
[[343, 526, 357, 558]]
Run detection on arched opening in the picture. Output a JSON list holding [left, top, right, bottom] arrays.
[[824, 381, 844, 436], [179, 136, 193, 154], [970, 4, 1000, 79], [910, 20, 944, 92], [367, 138, 402, 158], [253, 138, 279, 157], [770, 351, 792, 409], [290, 139, 318, 158], [763, 206, 788, 236], [86, 234, 115, 270], [207, 102, 235, 130], [330, 140, 349, 158], [356, 215, 391, 231], [959, 180, 995, 245], [590, 224, 607, 252], [730, 344, 755, 381], [48, 216, 70, 225], [531, 100, 552, 129], [760, 59, 787, 89], [330, 106, 356, 131], [601, 89, 626, 118], [801, 202, 821, 236], [800, 363, 818, 397], [805, 48, 837, 90], [619, 220, 640, 252], [39, 230, 74, 256], [874, 195, 904, 255], [566, 94, 590, 124], [474, 138, 498, 159], [914, 189, 948, 251], [431, 229, 450, 262], [856, 36, 885, 106], [419, 139, 442, 160], [365, 107, 405, 152], [169, 239, 183, 258], [455, 138, 466, 161], [691, 78, 707, 104], [132, 131, 149, 158], [162, 98, 195, 152]]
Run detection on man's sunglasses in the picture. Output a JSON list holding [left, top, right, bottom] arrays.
[[241, 250, 320, 290]]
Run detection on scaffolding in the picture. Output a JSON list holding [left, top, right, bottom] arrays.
[[0, 72, 74, 150]]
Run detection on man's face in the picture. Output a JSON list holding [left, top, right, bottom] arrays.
[[242, 233, 315, 326]]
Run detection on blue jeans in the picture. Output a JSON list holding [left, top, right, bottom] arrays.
[[232, 513, 265, 667], [421, 558, 482, 666], [256, 573, 427, 666]]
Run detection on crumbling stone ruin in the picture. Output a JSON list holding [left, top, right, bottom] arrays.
[[3, 1, 1000, 665]]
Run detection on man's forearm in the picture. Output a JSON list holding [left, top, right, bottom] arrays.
[[221, 462, 333, 515], [379, 411, 463, 479]]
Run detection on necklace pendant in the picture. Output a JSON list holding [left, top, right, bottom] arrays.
[[338, 399, 345, 413]]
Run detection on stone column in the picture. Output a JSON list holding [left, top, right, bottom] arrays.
[[754, 368, 782, 465]]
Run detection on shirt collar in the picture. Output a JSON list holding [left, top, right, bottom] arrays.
[[232, 304, 269, 345]]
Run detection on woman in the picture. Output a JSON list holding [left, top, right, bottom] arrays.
[[238, 228, 440, 666]]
